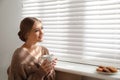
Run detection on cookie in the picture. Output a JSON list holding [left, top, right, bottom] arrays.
[[107, 66, 118, 72]]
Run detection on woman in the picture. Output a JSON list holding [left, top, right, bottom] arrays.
[[7, 17, 57, 80]]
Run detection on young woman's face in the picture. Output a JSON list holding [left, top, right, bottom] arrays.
[[27, 21, 44, 42]]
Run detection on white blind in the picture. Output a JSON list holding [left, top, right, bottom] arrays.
[[22, 0, 120, 68]]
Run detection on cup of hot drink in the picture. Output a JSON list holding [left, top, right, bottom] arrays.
[[41, 54, 54, 61], [39, 54, 54, 64]]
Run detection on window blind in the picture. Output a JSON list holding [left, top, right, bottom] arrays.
[[22, 0, 120, 68]]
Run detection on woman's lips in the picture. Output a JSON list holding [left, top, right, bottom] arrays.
[[39, 36, 43, 39]]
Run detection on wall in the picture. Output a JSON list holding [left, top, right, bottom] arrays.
[[0, 0, 22, 80], [56, 71, 82, 80], [56, 71, 102, 80]]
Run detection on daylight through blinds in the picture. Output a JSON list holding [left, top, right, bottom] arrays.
[[22, 0, 120, 68]]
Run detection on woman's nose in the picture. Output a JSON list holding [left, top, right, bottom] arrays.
[[40, 29, 44, 34]]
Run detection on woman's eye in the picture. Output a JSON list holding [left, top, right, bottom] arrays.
[[35, 30, 39, 32]]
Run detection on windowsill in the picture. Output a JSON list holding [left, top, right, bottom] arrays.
[[55, 61, 120, 80]]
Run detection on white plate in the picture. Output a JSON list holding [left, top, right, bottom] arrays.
[[97, 70, 119, 75]]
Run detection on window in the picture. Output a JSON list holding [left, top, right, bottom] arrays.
[[22, 0, 120, 68]]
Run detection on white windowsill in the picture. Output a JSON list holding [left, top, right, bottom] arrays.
[[55, 61, 120, 80]]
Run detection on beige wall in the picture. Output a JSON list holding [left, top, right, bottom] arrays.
[[0, 0, 22, 80]]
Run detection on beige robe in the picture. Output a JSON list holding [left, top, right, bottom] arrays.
[[7, 46, 55, 80]]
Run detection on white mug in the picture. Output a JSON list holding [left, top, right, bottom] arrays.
[[39, 54, 54, 64], [41, 54, 54, 61]]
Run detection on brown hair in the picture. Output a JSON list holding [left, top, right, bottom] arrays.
[[18, 17, 41, 42]]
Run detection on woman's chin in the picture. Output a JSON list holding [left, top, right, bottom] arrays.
[[38, 39, 43, 42]]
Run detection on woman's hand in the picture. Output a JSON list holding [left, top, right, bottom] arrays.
[[41, 58, 57, 74], [51, 58, 57, 68], [49, 58, 57, 74]]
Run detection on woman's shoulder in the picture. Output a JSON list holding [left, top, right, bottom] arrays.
[[13, 47, 23, 56], [12, 47, 29, 61], [14, 47, 24, 53], [41, 46, 48, 50], [13, 47, 27, 55], [39, 46, 49, 55]]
